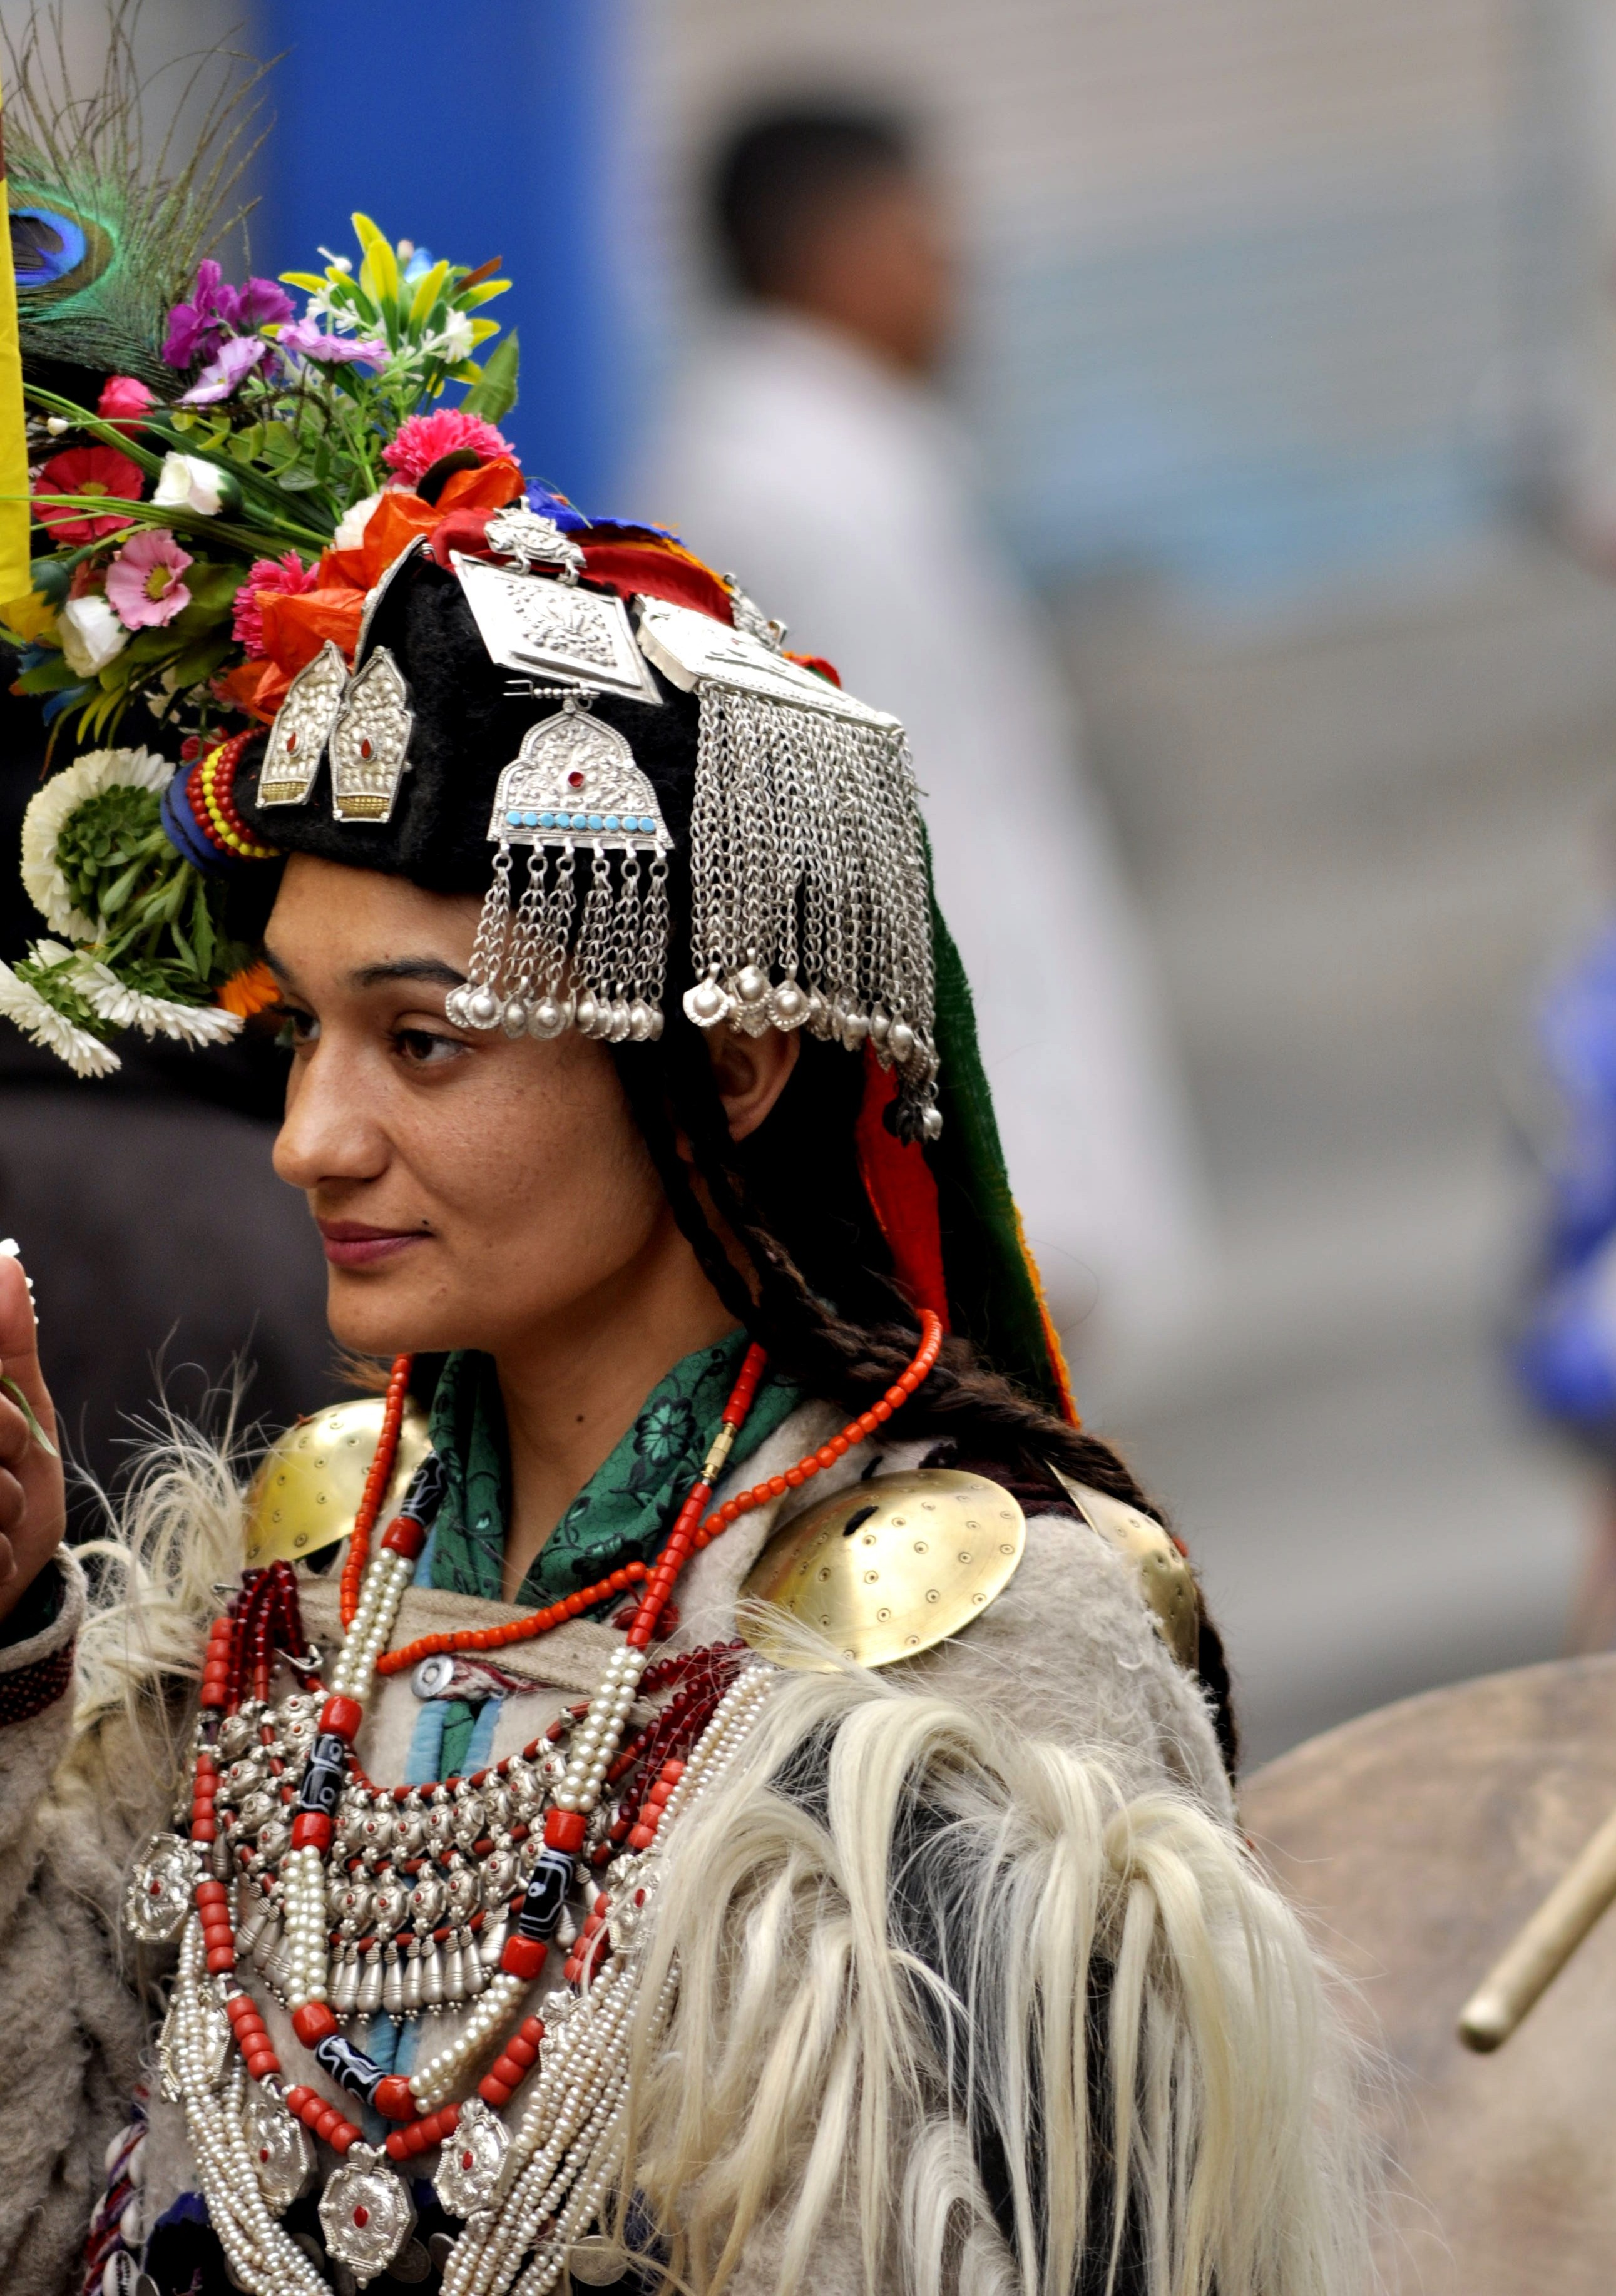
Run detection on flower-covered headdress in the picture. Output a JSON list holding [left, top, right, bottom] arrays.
[[3, 197, 1074, 1417]]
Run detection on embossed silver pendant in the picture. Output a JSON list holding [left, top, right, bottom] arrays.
[[318, 2146, 416, 2285], [242, 2084, 314, 2212], [486, 712, 670, 854], [124, 1832, 195, 1944], [329, 648, 414, 823], [635, 593, 899, 729], [454, 554, 661, 703], [260, 641, 349, 805], [432, 2095, 512, 2218]]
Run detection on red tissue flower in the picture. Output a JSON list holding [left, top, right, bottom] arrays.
[[33, 444, 145, 542], [232, 551, 322, 655]]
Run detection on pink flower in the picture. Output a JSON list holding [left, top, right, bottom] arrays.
[[96, 375, 155, 435], [179, 334, 276, 405], [279, 317, 389, 366], [232, 551, 320, 655], [104, 530, 193, 630], [381, 408, 513, 487]]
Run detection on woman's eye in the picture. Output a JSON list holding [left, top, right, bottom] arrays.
[[274, 1006, 319, 1052], [394, 1026, 465, 1068]]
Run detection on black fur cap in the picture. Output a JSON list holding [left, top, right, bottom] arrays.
[[233, 551, 700, 897]]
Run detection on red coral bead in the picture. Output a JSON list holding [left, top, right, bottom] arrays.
[[500, 1935, 546, 1981], [372, 2075, 418, 2122], [544, 1809, 587, 1851], [319, 1695, 364, 1743], [292, 2003, 338, 2047]]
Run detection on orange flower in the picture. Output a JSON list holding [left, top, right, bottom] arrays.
[[216, 960, 280, 1020]]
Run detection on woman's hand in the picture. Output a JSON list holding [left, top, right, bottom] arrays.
[[0, 1252, 64, 1627]]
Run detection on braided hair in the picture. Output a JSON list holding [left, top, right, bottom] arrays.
[[610, 1022, 1240, 1776]]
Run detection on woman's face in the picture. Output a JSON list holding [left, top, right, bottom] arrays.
[[266, 854, 680, 1360]]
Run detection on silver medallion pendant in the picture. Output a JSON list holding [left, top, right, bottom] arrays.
[[124, 1832, 195, 1944], [454, 553, 661, 703], [261, 641, 349, 805], [318, 2145, 416, 2285], [329, 648, 414, 823], [485, 712, 670, 855], [635, 593, 899, 729], [432, 2095, 512, 2218], [242, 2084, 314, 2212]]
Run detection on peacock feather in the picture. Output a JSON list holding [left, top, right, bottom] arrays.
[[3, 0, 269, 389]]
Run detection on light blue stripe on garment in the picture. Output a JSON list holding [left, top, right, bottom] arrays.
[[367, 1691, 505, 2084]]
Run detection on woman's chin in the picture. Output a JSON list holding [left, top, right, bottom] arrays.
[[324, 1265, 458, 1361]]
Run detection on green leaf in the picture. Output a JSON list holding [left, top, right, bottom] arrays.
[[166, 633, 233, 688], [29, 556, 70, 605], [14, 654, 81, 693], [276, 466, 322, 492], [2, 1376, 58, 1457], [461, 330, 520, 422], [225, 424, 265, 465]]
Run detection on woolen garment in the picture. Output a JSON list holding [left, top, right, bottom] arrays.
[[0, 1398, 1237, 2295]]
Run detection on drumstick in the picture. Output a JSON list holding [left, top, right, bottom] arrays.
[[1458, 1802, 1616, 2050]]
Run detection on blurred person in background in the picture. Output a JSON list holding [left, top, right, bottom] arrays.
[[635, 101, 1215, 1378]]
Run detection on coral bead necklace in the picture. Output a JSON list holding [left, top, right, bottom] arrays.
[[170, 1314, 943, 2282]]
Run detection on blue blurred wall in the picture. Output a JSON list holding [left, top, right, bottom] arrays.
[[255, 0, 630, 514]]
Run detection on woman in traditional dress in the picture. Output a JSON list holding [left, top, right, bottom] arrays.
[[0, 191, 1368, 2296]]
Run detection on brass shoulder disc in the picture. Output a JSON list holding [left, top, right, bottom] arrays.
[[737, 1469, 1026, 1670], [243, 1397, 432, 1570], [1050, 1469, 1200, 1670]]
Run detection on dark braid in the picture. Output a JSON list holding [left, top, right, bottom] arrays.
[[613, 1027, 1241, 1776]]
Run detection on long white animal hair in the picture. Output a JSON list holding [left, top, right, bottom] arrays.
[[620, 1653, 1376, 2296], [59, 1384, 253, 1804]]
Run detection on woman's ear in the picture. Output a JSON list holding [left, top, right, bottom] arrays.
[[706, 1023, 800, 1143]]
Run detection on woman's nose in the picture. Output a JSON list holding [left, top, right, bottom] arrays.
[[273, 1038, 389, 1193]]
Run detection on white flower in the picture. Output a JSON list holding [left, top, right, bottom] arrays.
[[332, 489, 384, 551], [59, 594, 130, 677], [69, 957, 242, 1047], [21, 745, 173, 939], [0, 957, 120, 1076], [427, 310, 475, 363], [152, 449, 226, 517]]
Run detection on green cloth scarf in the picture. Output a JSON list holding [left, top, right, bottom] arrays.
[[427, 1332, 802, 1610]]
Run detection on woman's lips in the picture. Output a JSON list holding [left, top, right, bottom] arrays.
[[316, 1220, 429, 1269]]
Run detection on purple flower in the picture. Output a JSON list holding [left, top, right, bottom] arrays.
[[278, 318, 389, 367], [178, 334, 277, 406], [162, 261, 294, 371], [235, 275, 294, 333]]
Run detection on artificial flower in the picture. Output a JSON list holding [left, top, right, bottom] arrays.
[[0, 957, 120, 1076], [59, 594, 131, 677], [232, 550, 320, 653], [96, 375, 155, 434], [33, 443, 143, 542], [163, 259, 293, 369], [152, 450, 227, 517], [277, 317, 389, 365], [216, 959, 280, 1020], [105, 531, 193, 630], [382, 407, 513, 487], [19, 747, 172, 938], [330, 489, 384, 553], [426, 310, 476, 364], [178, 334, 275, 406], [69, 956, 242, 1046]]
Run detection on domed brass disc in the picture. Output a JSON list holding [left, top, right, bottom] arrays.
[[243, 1397, 432, 1570], [1050, 1468, 1199, 1671], [737, 1469, 1026, 1670]]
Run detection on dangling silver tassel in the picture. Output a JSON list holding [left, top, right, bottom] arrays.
[[682, 681, 941, 1138], [447, 696, 672, 1045]]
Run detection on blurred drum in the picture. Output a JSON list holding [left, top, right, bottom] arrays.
[[1243, 1654, 1616, 2294]]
